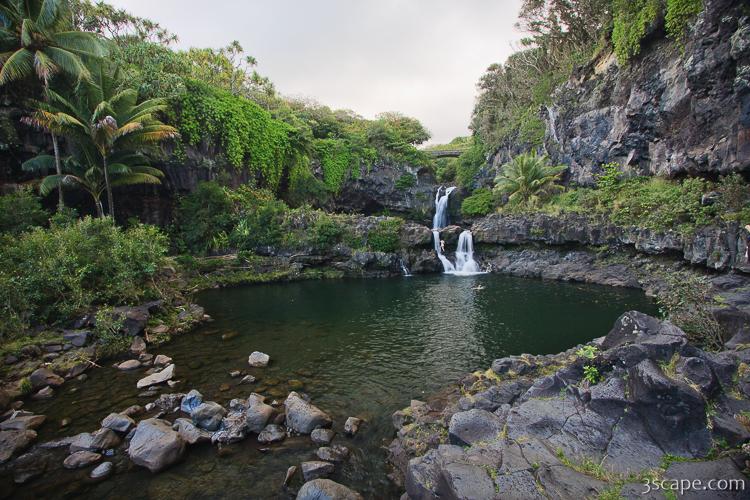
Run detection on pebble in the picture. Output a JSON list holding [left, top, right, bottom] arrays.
[[90, 461, 113, 479]]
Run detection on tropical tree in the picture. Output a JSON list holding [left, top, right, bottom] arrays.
[[0, 0, 106, 209], [22, 151, 163, 217], [23, 64, 179, 217], [494, 152, 566, 207]]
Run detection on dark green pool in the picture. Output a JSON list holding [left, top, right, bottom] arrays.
[[17, 274, 656, 499]]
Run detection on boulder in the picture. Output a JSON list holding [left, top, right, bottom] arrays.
[[491, 356, 535, 376], [117, 359, 141, 371], [136, 364, 175, 389], [129, 336, 147, 355], [316, 445, 350, 462], [448, 409, 503, 446], [284, 465, 298, 486], [257, 424, 286, 444], [62, 330, 91, 347], [213, 410, 248, 444], [90, 461, 113, 479], [101, 413, 135, 434], [63, 450, 101, 469], [180, 389, 203, 414], [152, 393, 185, 412], [173, 418, 211, 445], [245, 394, 275, 433], [90, 427, 121, 451], [301, 460, 335, 481], [128, 418, 185, 472], [285, 392, 332, 434], [69, 432, 95, 453], [110, 306, 150, 337], [32, 386, 54, 399], [296, 479, 363, 500], [248, 351, 270, 367], [29, 368, 64, 389], [343, 417, 362, 436], [154, 354, 172, 367], [311, 428, 336, 445], [0, 414, 46, 432], [0, 430, 36, 463], [191, 402, 227, 431]]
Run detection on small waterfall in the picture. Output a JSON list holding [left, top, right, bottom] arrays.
[[454, 230, 479, 273], [400, 258, 412, 277]]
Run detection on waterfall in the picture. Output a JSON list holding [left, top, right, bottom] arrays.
[[430, 186, 483, 275], [400, 258, 412, 277]]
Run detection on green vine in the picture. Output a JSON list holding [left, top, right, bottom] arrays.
[[612, 0, 662, 63], [315, 138, 355, 192]]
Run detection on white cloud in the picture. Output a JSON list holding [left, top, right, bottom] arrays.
[[108, 0, 524, 144]]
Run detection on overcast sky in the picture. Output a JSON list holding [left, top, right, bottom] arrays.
[[109, 0, 524, 144]]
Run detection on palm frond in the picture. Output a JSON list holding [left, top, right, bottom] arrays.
[[110, 173, 163, 187], [33, 49, 55, 82], [22, 154, 55, 172], [0, 48, 33, 85], [44, 46, 90, 82], [51, 31, 107, 58]]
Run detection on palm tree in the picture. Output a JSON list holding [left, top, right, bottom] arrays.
[[494, 152, 566, 207], [24, 64, 179, 217], [0, 0, 106, 209], [22, 151, 163, 217]]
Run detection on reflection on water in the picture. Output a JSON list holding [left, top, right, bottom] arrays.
[[17, 274, 656, 499]]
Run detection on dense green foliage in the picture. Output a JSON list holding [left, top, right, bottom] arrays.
[[0, 189, 48, 234], [461, 188, 496, 217], [494, 153, 565, 208], [665, 0, 704, 39], [367, 218, 404, 253], [455, 140, 487, 188], [0, 217, 167, 337], [395, 173, 417, 190], [612, 0, 661, 62], [172, 182, 235, 255]]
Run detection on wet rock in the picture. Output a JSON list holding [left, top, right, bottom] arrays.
[[128, 418, 186, 472], [117, 359, 141, 371], [69, 432, 95, 453], [296, 478, 363, 500], [110, 306, 150, 337], [191, 402, 227, 431], [288, 379, 304, 390], [448, 409, 503, 446], [154, 354, 172, 367], [0, 414, 46, 432], [63, 450, 101, 469], [212, 410, 248, 444], [311, 428, 336, 445], [245, 394, 274, 433], [284, 465, 298, 486], [229, 370, 241, 378], [32, 386, 54, 399], [62, 330, 91, 347], [152, 393, 185, 412], [240, 375, 256, 384], [91, 428, 121, 451], [122, 405, 144, 417], [316, 445, 350, 462], [248, 351, 270, 367], [180, 389, 203, 414], [29, 368, 64, 389], [257, 424, 286, 444], [101, 413, 135, 434], [129, 336, 147, 354], [301, 460, 335, 481], [285, 391, 332, 434], [139, 352, 154, 364], [12, 450, 48, 483], [344, 417, 362, 436], [136, 364, 175, 389], [173, 418, 211, 445], [90, 461, 113, 479]]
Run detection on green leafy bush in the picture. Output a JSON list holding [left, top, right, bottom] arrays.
[[0, 189, 48, 234], [395, 173, 416, 190], [665, 0, 704, 39], [435, 158, 457, 183], [172, 182, 234, 255], [0, 217, 167, 338], [461, 188, 496, 217], [456, 141, 486, 188], [229, 188, 288, 250], [368, 218, 404, 253], [612, 0, 661, 62], [312, 214, 345, 249]]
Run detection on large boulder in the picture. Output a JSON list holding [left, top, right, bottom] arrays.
[[191, 402, 226, 431], [285, 392, 332, 434], [245, 394, 275, 433], [128, 418, 185, 472], [136, 364, 175, 389], [296, 479, 363, 500], [448, 409, 503, 446], [602, 311, 687, 361]]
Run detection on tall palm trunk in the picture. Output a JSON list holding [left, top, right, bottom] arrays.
[[102, 154, 115, 220], [92, 193, 104, 218], [51, 133, 64, 210]]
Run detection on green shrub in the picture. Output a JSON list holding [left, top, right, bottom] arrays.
[[0, 217, 167, 338], [435, 158, 457, 183], [229, 188, 288, 250], [0, 189, 48, 235], [395, 173, 416, 190], [312, 214, 345, 249], [172, 182, 234, 255], [665, 0, 703, 39], [368, 218, 404, 253], [461, 188, 496, 217], [456, 142, 486, 188], [612, 0, 661, 62], [93, 307, 130, 358]]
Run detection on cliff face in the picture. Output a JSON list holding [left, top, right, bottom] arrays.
[[492, 0, 750, 185]]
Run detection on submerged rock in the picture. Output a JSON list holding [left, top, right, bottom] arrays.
[[248, 351, 270, 367], [63, 450, 101, 469], [316, 445, 349, 462], [311, 428, 335, 445], [301, 460, 335, 481], [296, 479, 363, 500], [0, 430, 36, 464], [128, 418, 185, 472], [136, 364, 175, 389], [90, 461, 113, 479], [285, 392, 332, 434], [343, 417, 362, 436], [12, 450, 48, 484]]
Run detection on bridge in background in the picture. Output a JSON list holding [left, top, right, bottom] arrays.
[[425, 149, 466, 158]]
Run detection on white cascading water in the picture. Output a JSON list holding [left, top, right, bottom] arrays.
[[430, 187, 483, 274]]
